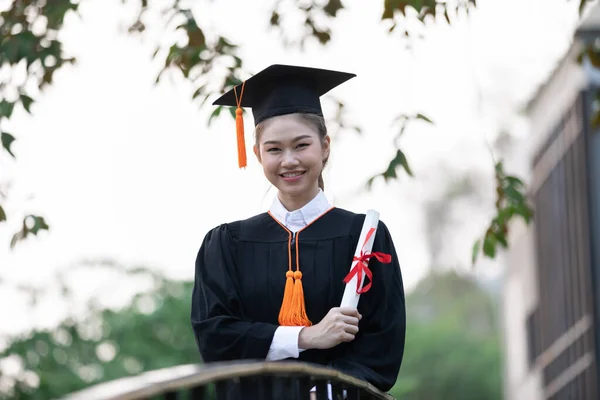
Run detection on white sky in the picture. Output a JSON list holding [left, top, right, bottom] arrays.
[[0, 0, 586, 337]]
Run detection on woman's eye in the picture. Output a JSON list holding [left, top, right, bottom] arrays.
[[296, 143, 309, 149], [267, 148, 281, 153]]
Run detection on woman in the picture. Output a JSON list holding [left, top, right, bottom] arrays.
[[191, 64, 406, 397]]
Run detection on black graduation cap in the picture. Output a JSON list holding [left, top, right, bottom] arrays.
[[212, 64, 356, 168]]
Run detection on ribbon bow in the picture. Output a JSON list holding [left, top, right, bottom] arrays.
[[342, 228, 392, 294]]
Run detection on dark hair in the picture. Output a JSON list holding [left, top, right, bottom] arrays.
[[255, 113, 329, 190]]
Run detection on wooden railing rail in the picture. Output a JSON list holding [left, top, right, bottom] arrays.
[[59, 361, 395, 400]]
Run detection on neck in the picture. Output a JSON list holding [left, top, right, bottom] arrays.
[[278, 186, 320, 211]]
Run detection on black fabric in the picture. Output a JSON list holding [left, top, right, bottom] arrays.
[[212, 64, 356, 125], [191, 208, 406, 397]]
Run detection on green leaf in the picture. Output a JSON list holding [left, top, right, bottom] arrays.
[[493, 230, 508, 248], [208, 106, 222, 126], [314, 29, 331, 44], [28, 215, 49, 234], [270, 11, 280, 26], [0, 100, 15, 119], [513, 203, 534, 224], [497, 207, 513, 226], [228, 106, 237, 119], [395, 149, 414, 177], [383, 155, 397, 180], [366, 148, 414, 188], [494, 161, 504, 176], [192, 85, 206, 100], [504, 176, 524, 189], [366, 176, 376, 189], [472, 239, 481, 265], [505, 186, 525, 203], [415, 113, 433, 124], [0, 205, 6, 222], [482, 233, 496, 258], [382, 0, 394, 19], [187, 27, 206, 48], [378, 149, 414, 181], [323, 0, 344, 17], [20, 94, 34, 113], [1, 132, 16, 158]]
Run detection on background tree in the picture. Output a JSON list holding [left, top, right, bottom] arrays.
[[0, 0, 543, 262], [0, 263, 502, 399], [0, 263, 199, 400], [390, 270, 502, 400]]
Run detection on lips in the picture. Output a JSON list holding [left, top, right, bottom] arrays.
[[279, 171, 306, 181], [280, 171, 305, 178]]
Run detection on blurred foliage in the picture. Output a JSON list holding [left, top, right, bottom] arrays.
[[0, 266, 501, 399], [0, 264, 199, 400], [0, 0, 80, 246], [390, 270, 502, 399], [472, 161, 534, 264], [2, 0, 593, 259], [366, 113, 433, 187], [390, 321, 502, 399]]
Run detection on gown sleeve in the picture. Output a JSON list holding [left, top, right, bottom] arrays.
[[191, 223, 279, 362], [330, 219, 406, 392]]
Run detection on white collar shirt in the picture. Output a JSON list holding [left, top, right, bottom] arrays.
[[269, 189, 331, 233]]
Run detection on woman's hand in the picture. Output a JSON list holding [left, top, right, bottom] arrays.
[[298, 307, 361, 350]]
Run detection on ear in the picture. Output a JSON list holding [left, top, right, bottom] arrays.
[[322, 135, 331, 159], [253, 144, 262, 164]]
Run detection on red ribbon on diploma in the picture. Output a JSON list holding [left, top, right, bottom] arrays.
[[342, 227, 392, 294]]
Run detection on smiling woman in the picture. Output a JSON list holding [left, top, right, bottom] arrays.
[[190, 64, 406, 399], [254, 113, 330, 211]]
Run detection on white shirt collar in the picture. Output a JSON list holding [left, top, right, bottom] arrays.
[[269, 189, 331, 232]]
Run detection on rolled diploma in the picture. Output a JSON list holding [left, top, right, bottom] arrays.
[[339, 209, 380, 308]]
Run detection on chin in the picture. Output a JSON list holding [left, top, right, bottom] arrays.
[[269, 173, 319, 197], [280, 183, 317, 198]]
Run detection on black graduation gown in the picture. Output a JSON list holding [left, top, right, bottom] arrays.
[[191, 207, 406, 395]]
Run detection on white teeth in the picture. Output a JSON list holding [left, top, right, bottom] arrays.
[[282, 172, 303, 177]]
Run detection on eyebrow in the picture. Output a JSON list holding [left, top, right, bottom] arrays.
[[262, 135, 313, 146]]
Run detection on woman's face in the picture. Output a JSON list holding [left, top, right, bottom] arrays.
[[254, 114, 329, 207]]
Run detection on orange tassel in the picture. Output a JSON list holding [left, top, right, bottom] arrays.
[[234, 82, 247, 169], [278, 271, 295, 325], [236, 107, 246, 168], [278, 271, 312, 326], [290, 271, 312, 326]]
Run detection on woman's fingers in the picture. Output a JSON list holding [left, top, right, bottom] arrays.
[[341, 332, 356, 342], [338, 307, 361, 319], [342, 316, 360, 326], [344, 323, 359, 335]]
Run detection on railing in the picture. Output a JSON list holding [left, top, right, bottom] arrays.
[[59, 361, 395, 400]]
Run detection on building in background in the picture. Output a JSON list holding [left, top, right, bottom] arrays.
[[502, 4, 600, 400]]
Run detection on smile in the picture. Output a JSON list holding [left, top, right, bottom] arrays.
[[279, 171, 306, 181], [280, 171, 305, 178]]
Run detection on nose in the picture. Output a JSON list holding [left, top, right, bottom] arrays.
[[281, 149, 300, 168]]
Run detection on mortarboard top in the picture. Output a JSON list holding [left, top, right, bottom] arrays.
[[212, 64, 356, 168]]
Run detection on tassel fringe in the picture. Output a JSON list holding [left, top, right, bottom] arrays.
[[236, 107, 246, 168], [278, 271, 312, 326]]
